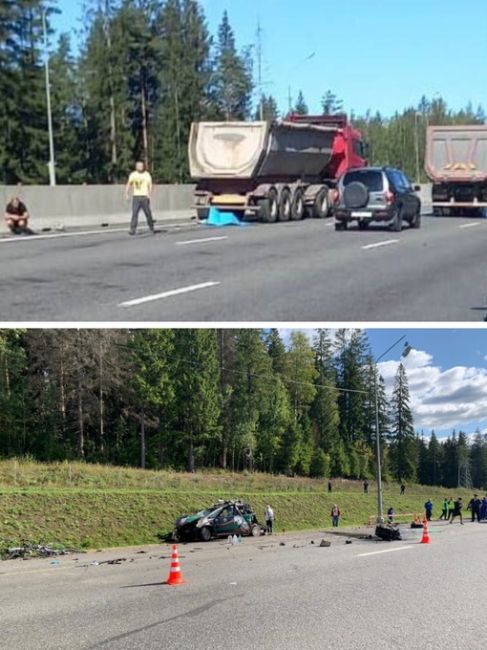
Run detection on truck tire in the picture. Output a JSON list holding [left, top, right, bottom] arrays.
[[343, 182, 369, 209], [390, 207, 403, 232], [411, 209, 422, 229], [278, 188, 291, 222], [200, 526, 212, 542], [291, 188, 305, 220], [258, 189, 278, 223], [196, 208, 209, 221], [312, 188, 330, 218]]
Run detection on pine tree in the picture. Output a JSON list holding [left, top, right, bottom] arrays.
[[213, 11, 253, 121], [294, 90, 308, 115], [310, 330, 340, 455], [321, 90, 343, 115], [389, 363, 417, 481], [152, 0, 213, 182], [255, 94, 278, 121]]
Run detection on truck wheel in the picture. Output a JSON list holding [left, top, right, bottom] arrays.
[[200, 526, 212, 542], [313, 188, 329, 218], [196, 208, 209, 221], [278, 188, 291, 222], [259, 189, 278, 223], [390, 208, 403, 232], [291, 188, 305, 220], [411, 209, 422, 229]]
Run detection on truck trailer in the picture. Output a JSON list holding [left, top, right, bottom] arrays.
[[188, 114, 366, 223], [425, 125, 487, 215]]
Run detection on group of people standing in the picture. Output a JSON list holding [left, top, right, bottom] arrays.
[[436, 494, 487, 524]]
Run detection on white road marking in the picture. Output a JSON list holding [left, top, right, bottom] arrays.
[[176, 236, 228, 246], [119, 282, 220, 308], [0, 223, 191, 244], [361, 239, 400, 250], [0, 228, 127, 243], [458, 222, 481, 229], [356, 546, 413, 557]]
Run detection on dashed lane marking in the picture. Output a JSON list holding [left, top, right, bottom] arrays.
[[119, 282, 221, 308], [361, 239, 400, 250]]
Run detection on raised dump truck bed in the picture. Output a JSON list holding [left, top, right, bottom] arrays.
[[425, 125, 487, 214], [188, 116, 365, 223]]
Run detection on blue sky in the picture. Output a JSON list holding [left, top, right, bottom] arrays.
[[279, 329, 487, 439], [52, 0, 487, 117]]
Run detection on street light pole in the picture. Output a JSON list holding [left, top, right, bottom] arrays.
[[42, 9, 56, 187], [374, 336, 412, 525]]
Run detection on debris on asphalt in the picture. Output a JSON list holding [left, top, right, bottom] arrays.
[[310, 540, 315, 545], [345, 540, 352, 545], [279, 542, 286, 546], [319, 540, 331, 548], [1, 542, 84, 561]]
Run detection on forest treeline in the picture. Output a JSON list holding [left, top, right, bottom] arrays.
[[1, 0, 485, 185], [1, 329, 486, 488]]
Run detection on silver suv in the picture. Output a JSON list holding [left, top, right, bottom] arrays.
[[334, 167, 422, 231]]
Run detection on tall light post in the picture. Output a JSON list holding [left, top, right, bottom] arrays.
[[374, 336, 412, 524], [42, 9, 56, 186]]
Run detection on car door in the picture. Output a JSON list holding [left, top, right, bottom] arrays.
[[398, 172, 417, 218], [212, 505, 237, 537]]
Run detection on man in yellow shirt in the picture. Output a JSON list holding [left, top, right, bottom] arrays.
[[125, 161, 155, 235]]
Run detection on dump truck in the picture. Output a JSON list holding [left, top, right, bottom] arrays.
[[188, 114, 366, 222], [425, 125, 487, 215]]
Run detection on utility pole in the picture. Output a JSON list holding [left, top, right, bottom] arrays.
[[42, 9, 56, 186], [414, 112, 421, 184], [256, 21, 264, 120]]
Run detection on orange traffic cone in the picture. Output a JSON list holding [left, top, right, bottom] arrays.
[[420, 519, 431, 544], [166, 545, 185, 585]]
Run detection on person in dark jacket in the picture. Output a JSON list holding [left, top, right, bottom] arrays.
[[400, 484, 405, 495], [424, 499, 433, 521], [467, 495, 481, 522], [449, 498, 464, 525], [480, 497, 487, 521], [328, 481, 332, 493], [387, 506, 394, 523], [363, 480, 369, 494]]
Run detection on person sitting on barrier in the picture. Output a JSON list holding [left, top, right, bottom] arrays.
[[4, 197, 31, 234]]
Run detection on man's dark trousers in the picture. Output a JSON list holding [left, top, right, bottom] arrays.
[[131, 197, 154, 233]]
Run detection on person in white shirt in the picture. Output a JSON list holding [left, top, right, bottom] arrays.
[[265, 504, 274, 534]]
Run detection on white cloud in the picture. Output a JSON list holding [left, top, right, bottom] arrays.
[[379, 349, 487, 432]]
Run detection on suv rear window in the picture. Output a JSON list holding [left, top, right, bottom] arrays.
[[343, 170, 383, 192]]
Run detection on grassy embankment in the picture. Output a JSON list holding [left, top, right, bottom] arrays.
[[0, 459, 473, 550]]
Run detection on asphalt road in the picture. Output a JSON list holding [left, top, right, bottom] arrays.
[[1, 522, 486, 650], [0, 214, 486, 322]]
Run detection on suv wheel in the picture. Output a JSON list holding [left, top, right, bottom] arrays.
[[390, 208, 403, 232]]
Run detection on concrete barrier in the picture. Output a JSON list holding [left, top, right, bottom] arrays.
[[0, 183, 433, 234], [0, 184, 196, 233]]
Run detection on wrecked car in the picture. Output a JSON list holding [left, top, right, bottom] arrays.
[[173, 500, 264, 542]]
